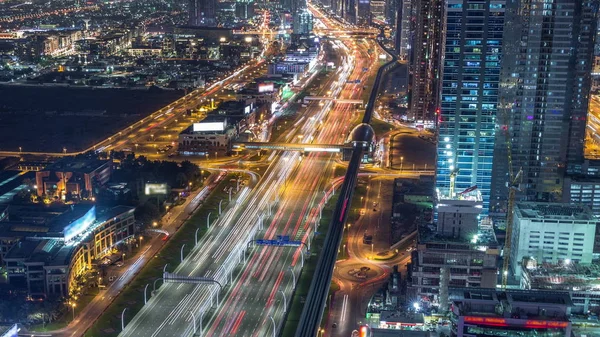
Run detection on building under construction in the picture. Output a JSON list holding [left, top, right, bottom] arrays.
[[408, 191, 499, 311], [521, 258, 600, 315]]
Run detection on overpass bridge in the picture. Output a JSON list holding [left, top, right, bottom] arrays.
[[232, 142, 352, 152], [303, 96, 363, 104]]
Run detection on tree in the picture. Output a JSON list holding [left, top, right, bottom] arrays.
[[135, 201, 160, 226]]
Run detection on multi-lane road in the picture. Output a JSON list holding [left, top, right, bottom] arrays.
[[118, 11, 384, 337]]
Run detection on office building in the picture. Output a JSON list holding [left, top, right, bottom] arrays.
[[435, 0, 506, 212], [178, 116, 237, 157], [562, 175, 600, 217], [394, 0, 412, 60], [293, 10, 313, 35], [189, 0, 217, 27], [1, 205, 135, 297], [510, 202, 598, 278], [449, 288, 572, 337], [35, 157, 111, 200], [370, 0, 386, 21], [0, 325, 18, 337], [356, 0, 371, 25], [408, 0, 441, 125], [491, 0, 598, 208]]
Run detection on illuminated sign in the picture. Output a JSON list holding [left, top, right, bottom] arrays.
[[244, 104, 252, 115], [359, 325, 368, 337], [463, 316, 569, 329], [64, 206, 97, 242], [258, 83, 274, 93], [145, 183, 168, 195], [193, 121, 226, 132], [379, 54, 387, 60]]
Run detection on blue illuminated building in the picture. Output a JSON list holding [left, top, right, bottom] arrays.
[[0, 204, 135, 297], [436, 0, 505, 213]]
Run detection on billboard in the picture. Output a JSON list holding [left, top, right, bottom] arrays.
[[64, 206, 97, 242], [258, 83, 274, 93], [145, 183, 168, 195], [193, 121, 226, 132]]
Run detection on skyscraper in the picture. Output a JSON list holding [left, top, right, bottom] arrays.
[[490, 0, 599, 209], [356, 0, 371, 25], [394, 0, 412, 60], [189, 0, 217, 27], [293, 10, 314, 35], [435, 0, 506, 213], [408, 0, 441, 124]]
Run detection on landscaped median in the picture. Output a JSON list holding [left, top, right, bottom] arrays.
[[83, 173, 238, 337]]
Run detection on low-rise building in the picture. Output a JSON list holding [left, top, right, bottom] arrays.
[[35, 157, 112, 200], [449, 288, 572, 337], [511, 202, 598, 278], [521, 258, 600, 315], [178, 115, 237, 156], [0, 204, 135, 297]]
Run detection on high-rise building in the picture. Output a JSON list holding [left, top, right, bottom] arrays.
[[391, 0, 412, 60], [490, 0, 599, 208], [356, 0, 371, 25], [189, 0, 217, 27], [408, 0, 441, 125], [435, 0, 505, 213], [293, 10, 313, 35], [370, 0, 386, 21]]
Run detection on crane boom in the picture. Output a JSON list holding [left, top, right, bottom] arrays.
[[501, 125, 522, 288]]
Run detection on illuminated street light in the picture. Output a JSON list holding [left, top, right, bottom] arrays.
[[70, 302, 76, 321]]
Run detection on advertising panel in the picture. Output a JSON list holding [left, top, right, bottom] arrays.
[[145, 183, 168, 195], [193, 121, 226, 132], [258, 83, 274, 93]]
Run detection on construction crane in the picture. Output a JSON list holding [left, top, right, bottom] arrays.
[[501, 127, 523, 289], [449, 167, 460, 198]]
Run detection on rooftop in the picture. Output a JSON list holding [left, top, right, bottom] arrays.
[[418, 223, 498, 248], [521, 258, 600, 291], [47, 204, 95, 234], [450, 288, 572, 321], [515, 202, 596, 221], [95, 205, 135, 224], [43, 157, 111, 174]]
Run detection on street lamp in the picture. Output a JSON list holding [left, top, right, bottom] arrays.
[[269, 316, 276, 337], [70, 302, 76, 321]]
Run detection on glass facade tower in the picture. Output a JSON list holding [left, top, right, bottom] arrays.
[[436, 0, 506, 213]]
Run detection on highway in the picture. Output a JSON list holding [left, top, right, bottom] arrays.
[[117, 30, 379, 337], [0, 56, 271, 158], [294, 5, 400, 335], [116, 8, 384, 336], [202, 39, 381, 337]]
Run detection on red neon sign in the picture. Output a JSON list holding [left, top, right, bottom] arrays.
[[464, 316, 568, 329]]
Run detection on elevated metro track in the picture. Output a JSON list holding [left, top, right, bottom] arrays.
[[294, 40, 400, 337]]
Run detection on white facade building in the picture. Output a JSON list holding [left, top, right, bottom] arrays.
[[511, 202, 599, 278]]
